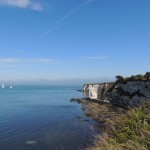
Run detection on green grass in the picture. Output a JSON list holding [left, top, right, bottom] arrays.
[[87, 102, 150, 150]]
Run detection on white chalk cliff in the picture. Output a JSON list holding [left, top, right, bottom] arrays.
[[83, 81, 150, 107], [83, 83, 112, 100]]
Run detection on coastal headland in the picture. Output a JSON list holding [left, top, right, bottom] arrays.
[[71, 72, 150, 150]]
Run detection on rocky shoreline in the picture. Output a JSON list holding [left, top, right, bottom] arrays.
[[70, 98, 150, 150], [71, 72, 150, 150], [70, 98, 125, 132]]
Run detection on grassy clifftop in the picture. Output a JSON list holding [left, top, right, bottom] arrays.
[[87, 101, 150, 150]]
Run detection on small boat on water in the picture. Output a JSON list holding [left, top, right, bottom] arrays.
[[2, 84, 5, 89], [10, 86, 13, 89]]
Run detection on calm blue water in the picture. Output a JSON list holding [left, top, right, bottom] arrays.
[[0, 85, 96, 150]]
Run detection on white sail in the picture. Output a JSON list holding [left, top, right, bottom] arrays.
[[2, 84, 5, 88], [10, 86, 13, 89]]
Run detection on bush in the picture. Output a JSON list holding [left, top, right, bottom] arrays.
[[115, 72, 150, 83], [144, 72, 150, 79], [116, 76, 124, 83]]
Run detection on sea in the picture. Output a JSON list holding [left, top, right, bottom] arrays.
[[0, 85, 97, 150]]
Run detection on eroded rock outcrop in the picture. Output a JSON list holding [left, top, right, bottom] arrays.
[[110, 81, 150, 107], [83, 83, 113, 100], [83, 80, 150, 107]]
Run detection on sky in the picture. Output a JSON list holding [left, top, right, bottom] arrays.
[[0, 0, 150, 84]]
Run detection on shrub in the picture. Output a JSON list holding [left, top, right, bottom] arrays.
[[144, 72, 150, 79], [116, 76, 124, 83], [87, 102, 150, 150]]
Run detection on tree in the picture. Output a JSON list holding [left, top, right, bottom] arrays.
[[134, 74, 143, 80], [144, 72, 150, 78], [116, 75, 124, 83]]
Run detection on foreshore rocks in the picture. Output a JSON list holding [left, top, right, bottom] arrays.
[[83, 81, 150, 108], [70, 98, 125, 132]]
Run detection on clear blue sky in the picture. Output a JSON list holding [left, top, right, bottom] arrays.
[[0, 0, 150, 84]]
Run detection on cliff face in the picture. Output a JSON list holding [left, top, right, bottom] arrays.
[[83, 83, 113, 100], [83, 81, 150, 107], [110, 81, 150, 107]]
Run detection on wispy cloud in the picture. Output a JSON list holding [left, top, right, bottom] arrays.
[[0, 0, 43, 11], [0, 55, 105, 68], [42, 23, 64, 36], [0, 58, 19, 63], [0, 64, 27, 68], [0, 58, 59, 66], [52, 55, 107, 64], [28, 58, 56, 63], [0, 58, 21, 68], [42, 0, 95, 36]]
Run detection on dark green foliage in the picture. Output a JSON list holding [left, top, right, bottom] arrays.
[[134, 74, 144, 79], [116, 75, 124, 83], [115, 72, 150, 83], [144, 72, 150, 79]]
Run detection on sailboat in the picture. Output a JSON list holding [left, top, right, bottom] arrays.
[[2, 84, 5, 89], [10, 86, 13, 89]]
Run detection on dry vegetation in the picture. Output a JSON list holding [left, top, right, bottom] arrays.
[[86, 101, 150, 150]]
